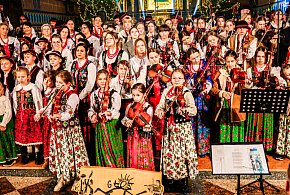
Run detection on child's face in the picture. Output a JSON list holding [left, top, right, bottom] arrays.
[[171, 72, 185, 87], [0, 59, 12, 72], [97, 73, 107, 88], [55, 76, 69, 90], [159, 30, 169, 40], [38, 42, 48, 51], [132, 89, 144, 103], [226, 56, 237, 70], [283, 68, 290, 80], [16, 71, 29, 85], [148, 52, 160, 64], [49, 55, 62, 68], [52, 37, 62, 50], [130, 28, 139, 39], [136, 40, 146, 55], [23, 53, 35, 65], [44, 77, 54, 88], [22, 44, 30, 52], [117, 64, 128, 78], [189, 52, 200, 64]]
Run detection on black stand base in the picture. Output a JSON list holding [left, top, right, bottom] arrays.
[[237, 175, 280, 195]]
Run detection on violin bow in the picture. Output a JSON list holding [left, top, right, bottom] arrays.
[[40, 86, 64, 118], [257, 26, 272, 48]]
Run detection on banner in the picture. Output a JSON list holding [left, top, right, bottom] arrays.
[[72, 166, 164, 194], [147, 0, 174, 10]]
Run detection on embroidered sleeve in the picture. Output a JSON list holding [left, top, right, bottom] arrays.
[[60, 93, 79, 121], [184, 91, 197, 116], [156, 88, 169, 112], [247, 38, 257, 59], [107, 91, 121, 120], [32, 85, 43, 112], [0, 97, 12, 127], [12, 89, 17, 114], [79, 63, 97, 100], [88, 91, 97, 120], [121, 103, 132, 127], [35, 69, 44, 92], [65, 50, 73, 71]]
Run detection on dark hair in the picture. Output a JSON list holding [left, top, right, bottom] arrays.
[[254, 46, 268, 65], [131, 83, 146, 94], [94, 14, 103, 22], [225, 50, 238, 59], [50, 18, 57, 22], [44, 70, 56, 87], [81, 22, 93, 33], [76, 42, 89, 56], [117, 60, 130, 68], [186, 47, 199, 59], [185, 19, 193, 26], [19, 15, 29, 22], [56, 70, 72, 84], [22, 22, 32, 28], [256, 16, 266, 23], [148, 48, 160, 55], [58, 26, 70, 39], [105, 31, 119, 47], [159, 24, 170, 32], [171, 68, 186, 80]]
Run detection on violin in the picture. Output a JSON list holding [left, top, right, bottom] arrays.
[[255, 29, 275, 42], [148, 64, 172, 83], [175, 86, 190, 119], [127, 102, 151, 127], [230, 68, 247, 84]]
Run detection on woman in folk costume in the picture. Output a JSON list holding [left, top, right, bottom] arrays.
[[121, 83, 155, 171], [66, 19, 78, 41], [99, 31, 129, 78], [210, 50, 246, 143], [0, 81, 17, 166], [275, 64, 290, 160], [12, 67, 43, 164], [69, 42, 96, 164], [88, 69, 124, 168], [35, 70, 89, 192], [123, 26, 140, 58], [0, 23, 20, 61], [245, 47, 274, 151], [185, 47, 213, 157], [155, 68, 198, 193], [59, 26, 74, 51], [0, 56, 16, 97]]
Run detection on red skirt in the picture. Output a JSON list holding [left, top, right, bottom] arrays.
[[42, 116, 51, 158], [14, 109, 42, 146]]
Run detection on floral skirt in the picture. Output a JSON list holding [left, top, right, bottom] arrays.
[[127, 127, 155, 171], [0, 115, 17, 163], [14, 109, 42, 146], [276, 114, 290, 157], [162, 122, 198, 180], [49, 121, 89, 182], [95, 119, 124, 168]]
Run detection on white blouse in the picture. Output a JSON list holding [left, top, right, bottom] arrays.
[[0, 96, 12, 127], [130, 56, 149, 86], [110, 76, 132, 99]]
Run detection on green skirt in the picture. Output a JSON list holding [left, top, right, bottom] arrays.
[[220, 100, 245, 143], [95, 119, 124, 168], [0, 115, 17, 163]]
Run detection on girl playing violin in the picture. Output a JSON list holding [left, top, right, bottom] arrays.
[[245, 47, 274, 151], [36, 70, 89, 192], [88, 69, 124, 168], [155, 68, 198, 193], [121, 83, 155, 171], [185, 47, 213, 157], [210, 50, 246, 143]]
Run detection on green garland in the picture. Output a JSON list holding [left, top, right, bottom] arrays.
[[75, 0, 118, 22]]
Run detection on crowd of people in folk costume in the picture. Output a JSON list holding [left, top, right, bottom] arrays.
[[0, 5, 289, 192]]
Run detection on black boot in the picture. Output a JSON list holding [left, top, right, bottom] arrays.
[[35, 152, 44, 165], [21, 147, 29, 164], [181, 178, 192, 193]]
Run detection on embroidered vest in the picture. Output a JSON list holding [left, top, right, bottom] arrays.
[[70, 60, 92, 94], [102, 50, 124, 77], [16, 89, 35, 110], [29, 66, 41, 84]]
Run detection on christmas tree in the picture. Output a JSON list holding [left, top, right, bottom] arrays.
[[75, 0, 118, 22], [199, 0, 240, 19]]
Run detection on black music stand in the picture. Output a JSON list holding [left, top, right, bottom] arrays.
[[238, 89, 290, 195]]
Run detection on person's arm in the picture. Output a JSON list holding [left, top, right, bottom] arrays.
[[79, 63, 97, 100], [0, 97, 12, 127], [32, 85, 43, 112], [106, 91, 121, 120], [35, 70, 44, 92], [59, 93, 79, 121]]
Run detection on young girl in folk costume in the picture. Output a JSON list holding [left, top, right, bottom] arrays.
[[40, 70, 56, 169], [88, 69, 124, 167], [0, 56, 15, 97], [12, 67, 43, 164], [210, 50, 246, 143], [121, 83, 155, 170], [123, 26, 140, 58], [130, 38, 149, 85], [155, 69, 198, 193], [36, 70, 89, 192], [275, 64, 290, 160], [245, 47, 274, 151], [66, 20, 78, 41], [70, 42, 96, 164], [0, 81, 17, 166], [21, 50, 44, 91], [59, 26, 74, 51], [99, 31, 129, 78], [185, 48, 213, 157]]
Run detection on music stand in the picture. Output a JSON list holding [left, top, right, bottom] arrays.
[[238, 89, 290, 195]]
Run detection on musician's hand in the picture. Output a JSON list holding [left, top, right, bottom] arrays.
[[126, 119, 133, 128], [143, 125, 151, 132], [34, 113, 41, 122], [222, 92, 231, 100], [155, 109, 164, 119], [0, 125, 6, 131], [104, 111, 112, 117], [91, 114, 98, 123]]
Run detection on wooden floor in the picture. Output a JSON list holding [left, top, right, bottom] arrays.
[[1, 155, 289, 172]]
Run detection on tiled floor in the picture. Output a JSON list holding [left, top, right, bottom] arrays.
[[0, 155, 288, 194]]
